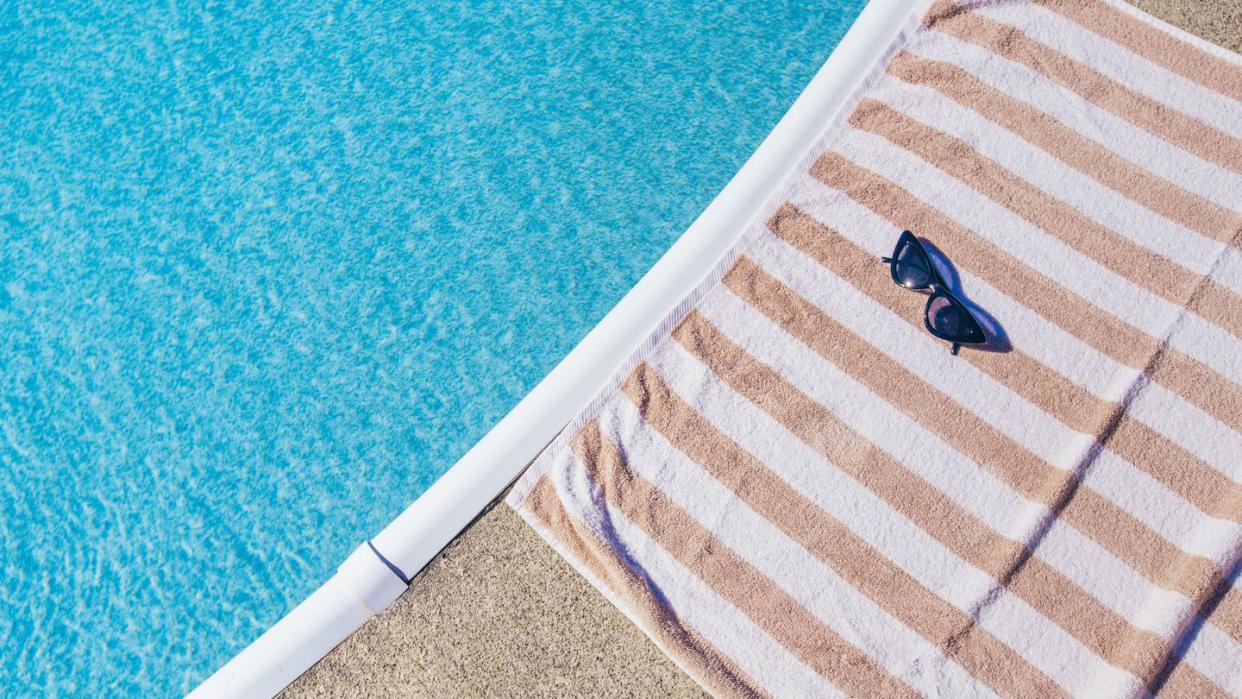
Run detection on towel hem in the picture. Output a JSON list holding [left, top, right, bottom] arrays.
[[506, 0, 937, 510]]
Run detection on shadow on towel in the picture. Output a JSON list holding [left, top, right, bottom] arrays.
[[1154, 555, 1242, 694]]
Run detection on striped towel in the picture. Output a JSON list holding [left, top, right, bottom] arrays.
[[507, 0, 1242, 695]]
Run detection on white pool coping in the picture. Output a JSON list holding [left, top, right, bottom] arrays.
[[189, 1, 924, 695]]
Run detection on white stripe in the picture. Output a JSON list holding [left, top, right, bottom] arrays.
[[1034, 518, 1195, 638], [1216, 248, 1242, 297], [601, 396, 989, 698], [1179, 617, 1242, 695], [1127, 379, 1242, 484], [966, 1, 1242, 136], [1156, 308, 1242, 395], [866, 76, 1226, 278], [1077, 448, 1240, 562], [648, 330, 1142, 697], [748, 228, 1234, 561], [1093, 0, 1242, 67], [555, 452, 840, 698], [905, 30, 1242, 210]]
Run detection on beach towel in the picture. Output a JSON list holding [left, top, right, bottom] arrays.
[[507, 0, 1242, 695]]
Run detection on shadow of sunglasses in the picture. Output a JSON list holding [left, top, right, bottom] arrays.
[[881, 230, 986, 355]]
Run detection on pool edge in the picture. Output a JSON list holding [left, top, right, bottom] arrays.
[[188, 1, 928, 695]]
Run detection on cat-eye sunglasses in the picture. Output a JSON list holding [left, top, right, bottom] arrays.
[[881, 230, 985, 355]]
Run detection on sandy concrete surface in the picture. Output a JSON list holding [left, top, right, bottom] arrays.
[[284, 5, 1239, 697], [1127, 0, 1241, 53], [283, 502, 705, 698]]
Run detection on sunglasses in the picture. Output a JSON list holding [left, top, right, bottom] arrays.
[[881, 230, 985, 355]]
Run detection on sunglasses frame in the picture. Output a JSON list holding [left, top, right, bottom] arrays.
[[881, 230, 986, 355]]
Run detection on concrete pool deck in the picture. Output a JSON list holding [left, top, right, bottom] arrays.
[[285, 501, 703, 698], [283, 2, 1241, 695]]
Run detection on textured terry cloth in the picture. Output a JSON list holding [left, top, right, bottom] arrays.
[[507, 0, 1242, 696]]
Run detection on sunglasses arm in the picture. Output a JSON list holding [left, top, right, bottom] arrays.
[[880, 256, 893, 264]]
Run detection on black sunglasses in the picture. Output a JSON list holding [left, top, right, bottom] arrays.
[[881, 231, 985, 355]]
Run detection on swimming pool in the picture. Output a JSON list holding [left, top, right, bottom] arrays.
[[0, 0, 865, 693]]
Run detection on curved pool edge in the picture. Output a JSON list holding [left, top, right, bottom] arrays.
[[188, 0, 926, 695]]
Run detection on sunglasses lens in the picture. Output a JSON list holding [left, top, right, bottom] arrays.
[[894, 238, 932, 289], [926, 294, 986, 344], [927, 296, 963, 334]]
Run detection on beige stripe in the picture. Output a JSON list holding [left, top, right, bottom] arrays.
[[848, 98, 1242, 338], [925, 0, 1242, 175], [620, 361, 1067, 697], [568, 422, 918, 698], [811, 152, 1242, 449], [886, 51, 1242, 244], [767, 203, 1242, 523], [768, 203, 1242, 645], [520, 476, 767, 699], [1146, 344, 1242, 438], [1036, 0, 1242, 103], [1161, 659, 1234, 699], [1213, 593, 1242, 645], [671, 305, 1209, 690], [1190, 281, 1242, 342]]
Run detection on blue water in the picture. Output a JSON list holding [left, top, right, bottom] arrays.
[[0, 1, 865, 694]]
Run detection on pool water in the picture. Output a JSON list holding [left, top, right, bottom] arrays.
[[0, 0, 865, 694]]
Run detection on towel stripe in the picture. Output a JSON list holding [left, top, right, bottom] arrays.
[[642, 342, 1134, 695], [905, 30, 1242, 210], [648, 328, 1144, 695], [774, 189, 1242, 501], [1036, 0, 1242, 102], [620, 361, 1072, 696], [598, 399, 993, 697], [781, 178, 1242, 520], [813, 117, 1242, 480], [747, 225, 1240, 564], [692, 285, 1242, 694], [866, 75, 1227, 281], [569, 422, 917, 698], [925, 0, 1242, 176], [510, 2, 1242, 693], [847, 99, 1242, 336], [823, 131, 1242, 390], [809, 153, 1242, 457], [886, 52, 1242, 241], [767, 201, 1242, 554], [765, 202, 1242, 645], [966, 2, 1241, 137], [813, 152, 1157, 361], [669, 308, 1183, 691], [753, 216, 1242, 551], [521, 476, 770, 699], [721, 248, 1242, 684], [725, 252, 1215, 581]]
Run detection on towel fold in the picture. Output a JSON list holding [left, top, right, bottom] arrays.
[[509, 0, 1242, 695]]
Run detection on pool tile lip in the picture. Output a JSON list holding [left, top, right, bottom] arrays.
[[189, 0, 934, 695]]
